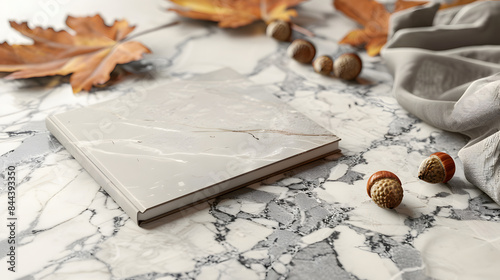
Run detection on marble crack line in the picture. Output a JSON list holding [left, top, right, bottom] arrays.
[[248, 132, 259, 140], [82, 120, 332, 138], [161, 121, 332, 137], [32, 207, 94, 234], [29, 170, 97, 234], [169, 24, 217, 69], [191, 128, 333, 137], [18, 210, 103, 279], [389, 264, 427, 280], [95, 120, 180, 133], [0, 160, 70, 238], [38, 228, 109, 280], [84, 147, 277, 163]]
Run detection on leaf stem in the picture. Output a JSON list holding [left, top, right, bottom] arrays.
[[123, 21, 180, 41], [291, 23, 315, 38]]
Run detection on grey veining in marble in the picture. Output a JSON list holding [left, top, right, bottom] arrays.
[[1, 0, 500, 279]]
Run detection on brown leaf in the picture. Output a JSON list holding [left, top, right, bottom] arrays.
[[335, 0, 390, 31], [394, 0, 428, 12], [365, 36, 387, 57], [336, 0, 500, 56], [335, 0, 428, 56], [339, 29, 370, 46], [0, 15, 151, 93], [168, 0, 305, 28]]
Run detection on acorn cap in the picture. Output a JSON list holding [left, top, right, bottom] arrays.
[[418, 152, 455, 184], [433, 152, 455, 183], [367, 171, 403, 209], [366, 170, 401, 197]]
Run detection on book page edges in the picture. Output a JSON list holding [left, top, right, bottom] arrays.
[[45, 115, 141, 224], [138, 141, 340, 226]]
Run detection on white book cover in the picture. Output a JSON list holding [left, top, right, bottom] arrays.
[[46, 69, 340, 226]]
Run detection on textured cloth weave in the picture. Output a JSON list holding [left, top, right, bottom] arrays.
[[382, 1, 500, 204]]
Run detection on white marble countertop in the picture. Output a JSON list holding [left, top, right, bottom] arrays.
[[1, 0, 500, 279]]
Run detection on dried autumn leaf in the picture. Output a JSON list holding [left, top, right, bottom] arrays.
[[394, 0, 429, 12], [365, 36, 387, 57], [339, 29, 370, 46], [335, 0, 500, 56], [168, 0, 305, 28], [0, 15, 151, 93], [335, 0, 427, 56]]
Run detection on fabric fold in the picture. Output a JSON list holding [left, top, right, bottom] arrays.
[[382, 1, 500, 204]]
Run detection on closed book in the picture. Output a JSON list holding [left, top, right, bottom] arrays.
[[46, 69, 340, 226]]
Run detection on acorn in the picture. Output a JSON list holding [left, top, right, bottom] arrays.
[[333, 53, 362, 80], [313, 55, 334, 75], [367, 171, 403, 209], [287, 39, 316, 64], [418, 152, 455, 184], [266, 20, 292, 42]]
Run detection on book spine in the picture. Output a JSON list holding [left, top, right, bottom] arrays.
[[45, 116, 140, 225]]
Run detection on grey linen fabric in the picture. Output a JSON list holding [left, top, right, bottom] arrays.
[[381, 1, 500, 204]]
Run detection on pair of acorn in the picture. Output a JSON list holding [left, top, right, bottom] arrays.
[[266, 20, 362, 80], [367, 152, 456, 209]]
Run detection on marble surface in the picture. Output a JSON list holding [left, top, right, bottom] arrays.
[[1, 0, 500, 279]]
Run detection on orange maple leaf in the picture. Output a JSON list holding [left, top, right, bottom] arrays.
[[0, 15, 151, 93], [335, 0, 499, 56], [335, 0, 427, 56], [168, 0, 306, 28]]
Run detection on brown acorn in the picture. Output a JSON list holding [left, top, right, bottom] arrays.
[[287, 39, 316, 64], [418, 152, 455, 184], [313, 55, 334, 75], [266, 20, 292, 42], [367, 171, 403, 209], [333, 53, 362, 80]]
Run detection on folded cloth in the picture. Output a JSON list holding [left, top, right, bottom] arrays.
[[381, 1, 500, 204]]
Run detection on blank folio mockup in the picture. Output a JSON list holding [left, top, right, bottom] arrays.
[[46, 69, 340, 225]]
